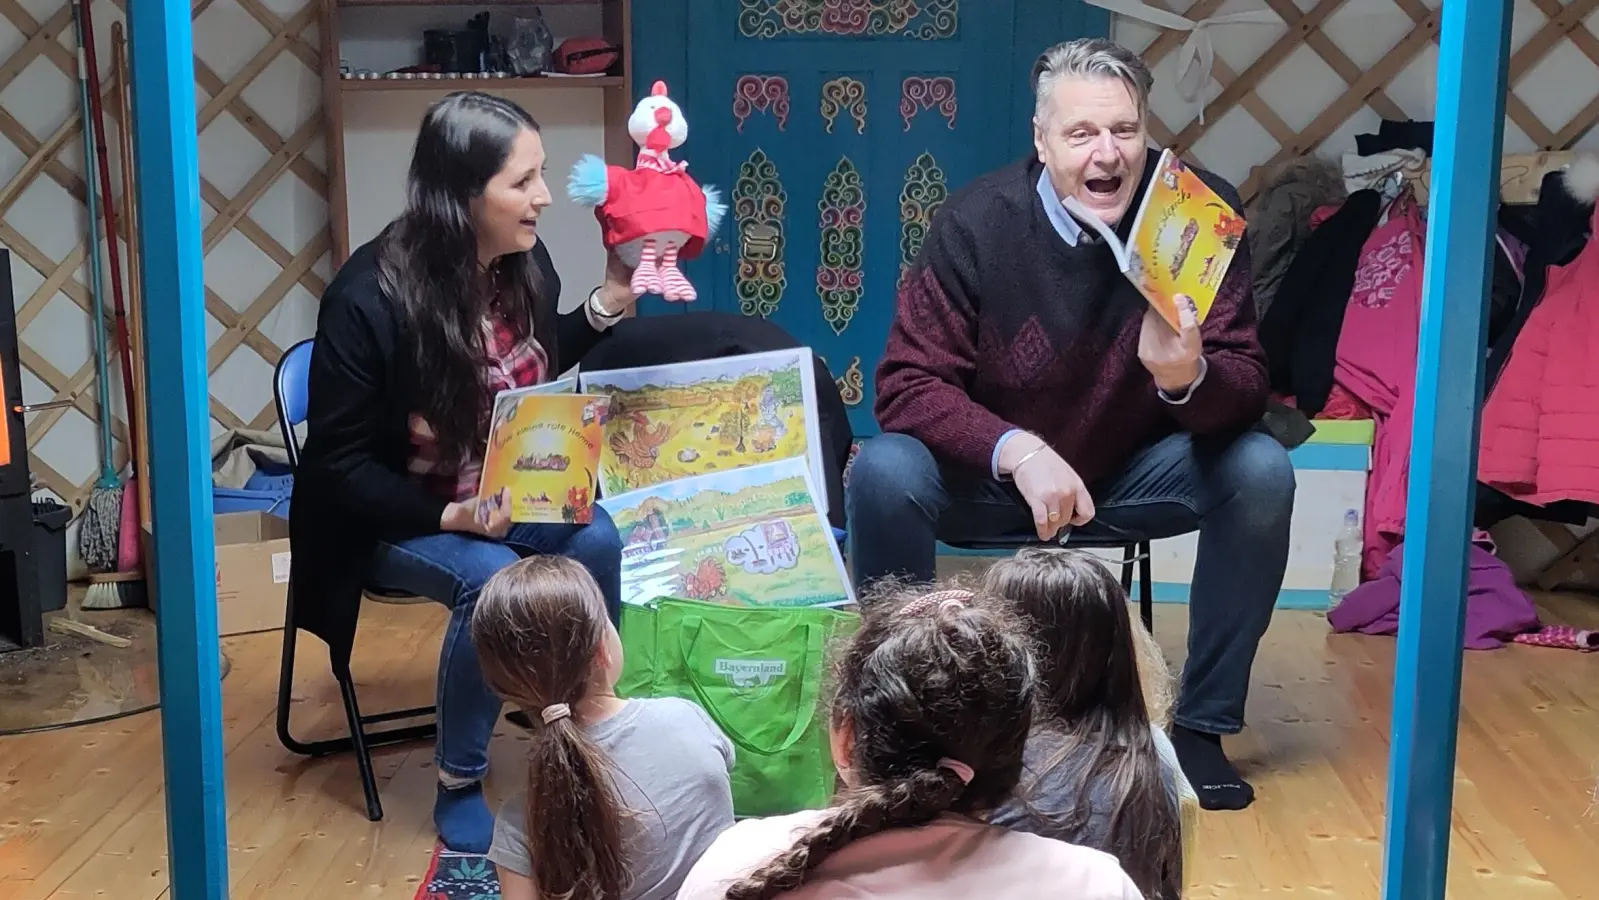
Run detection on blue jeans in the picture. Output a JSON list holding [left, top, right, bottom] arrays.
[[845, 431, 1294, 734], [368, 508, 623, 780]]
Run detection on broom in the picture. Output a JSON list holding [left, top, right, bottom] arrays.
[[85, 23, 146, 611], [72, 0, 124, 578]]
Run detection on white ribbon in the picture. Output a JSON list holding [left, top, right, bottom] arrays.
[[1077, 0, 1296, 125]]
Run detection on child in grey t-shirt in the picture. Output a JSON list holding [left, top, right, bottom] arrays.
[[981, 549, 1185, 900], [469, 556, 736, 900], [489, 696, 737, 900]]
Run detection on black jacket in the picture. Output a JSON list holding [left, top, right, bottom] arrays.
[[1257, 189, 1381, 415], [288, 237, 610, 671]]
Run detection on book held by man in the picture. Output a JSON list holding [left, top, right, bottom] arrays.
[[1061, 147, 1246, 331], [477, 388, 611, 524]]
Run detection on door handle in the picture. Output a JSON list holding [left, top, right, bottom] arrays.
[[15, 399, 75, 413]]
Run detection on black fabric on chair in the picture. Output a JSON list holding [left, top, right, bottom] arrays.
[[273, 338, 435, 823], [943, 533, 1156, 630]]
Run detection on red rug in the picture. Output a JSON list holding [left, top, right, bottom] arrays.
[[414, 842, 500, 900]]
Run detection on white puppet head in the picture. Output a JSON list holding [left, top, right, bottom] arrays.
[[629, 80, 688, 154]]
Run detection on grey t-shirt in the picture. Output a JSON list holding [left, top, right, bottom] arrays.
[[489, 697, 737, 900], [988, 724, 1183, 897]]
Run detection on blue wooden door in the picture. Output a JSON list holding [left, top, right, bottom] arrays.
[[631, 1, 1108, 437]]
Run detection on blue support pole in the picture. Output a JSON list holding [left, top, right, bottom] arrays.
[[126, 3, 230, 899], [1379, 0, 1511, 895]]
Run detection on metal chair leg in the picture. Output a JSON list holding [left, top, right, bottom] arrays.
[[276, 581, 438, 821], [1118, 542, 1136, 595], [337, 674, 384, 822], [1138, 540, 1154, 631], [275, 614, 301, 753]]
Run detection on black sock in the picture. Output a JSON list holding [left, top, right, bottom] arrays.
[[1171, 725, 1255, 810]]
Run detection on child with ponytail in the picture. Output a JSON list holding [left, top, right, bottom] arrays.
[[471, 556, 736, 900], [674, 583, 1143, 900], [982, 548, 1187, 899]]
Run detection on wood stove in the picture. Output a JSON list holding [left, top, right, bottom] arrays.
[[0, 249, 47, 652]]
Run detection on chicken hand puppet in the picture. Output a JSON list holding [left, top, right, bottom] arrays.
[[568, 80, 726, 302]]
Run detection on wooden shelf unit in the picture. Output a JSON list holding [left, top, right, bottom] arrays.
[[338, 0, 603, 6], [318, 0, 632, 265], [340, 74, 624, 90]]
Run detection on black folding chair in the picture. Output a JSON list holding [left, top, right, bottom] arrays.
[[272, 338, 435, 821]]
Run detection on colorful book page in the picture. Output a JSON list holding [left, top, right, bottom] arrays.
[[578, 349, 828, 515], [1123, 149, 1245, 330], [478, 390, 610, 524], [598, 457, 852, 609]]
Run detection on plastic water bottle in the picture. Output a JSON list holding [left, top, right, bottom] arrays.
[[1329, 509, 1362, 607]]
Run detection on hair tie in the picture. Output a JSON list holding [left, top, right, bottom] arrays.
[[540, 703, 572, 724], [899, 589, 974, 617], [938, 758, 975, 785]]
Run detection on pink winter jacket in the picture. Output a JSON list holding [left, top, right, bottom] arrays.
[[1332, 195, 1425, 578], [1478, 203, 1599, 505]]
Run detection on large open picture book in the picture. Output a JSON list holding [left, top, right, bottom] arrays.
[[474, 347, 853, 610]]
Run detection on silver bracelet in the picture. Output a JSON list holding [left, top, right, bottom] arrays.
[[1010, 444, 1047, 474]]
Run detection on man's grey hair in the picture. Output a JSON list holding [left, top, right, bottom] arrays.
[[1031, 38, 1153, 123]]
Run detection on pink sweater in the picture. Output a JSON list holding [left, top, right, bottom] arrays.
[[674, 809, 1143, 900]]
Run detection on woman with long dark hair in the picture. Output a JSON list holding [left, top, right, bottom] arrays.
[[289, 91, 631, 852], [982, 548, 1185, 898]]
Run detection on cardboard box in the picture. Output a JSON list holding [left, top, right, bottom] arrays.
[[213, 511, 291, 636], [140, 511, 291, 636]]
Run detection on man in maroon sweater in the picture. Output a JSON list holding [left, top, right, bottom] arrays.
[[846, 38, 1294, 811]]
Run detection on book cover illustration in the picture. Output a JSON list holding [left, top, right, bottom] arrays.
[[1062, 148, 1246, 331], [478, 389, 611, 524], [598, 457, 853, 609], [578, 349, 828, 514]]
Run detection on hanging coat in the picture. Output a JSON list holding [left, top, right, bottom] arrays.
[[1330, 190, 1425, 578], [1478, 201, 1599, 505]]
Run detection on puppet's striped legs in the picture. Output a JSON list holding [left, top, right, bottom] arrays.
[[630, 239, 663, 296], [658, 242, 695, 302]]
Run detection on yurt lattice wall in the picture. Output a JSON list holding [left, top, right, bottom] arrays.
[[1115, 0, 1599, 199], [0, 0, 327, 513]]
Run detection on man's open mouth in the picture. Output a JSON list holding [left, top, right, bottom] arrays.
[[1085, 176, 1124, 198]]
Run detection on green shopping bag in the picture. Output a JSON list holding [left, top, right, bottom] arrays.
[[617, 596, 857, 817], [616, 599, 661, 699]]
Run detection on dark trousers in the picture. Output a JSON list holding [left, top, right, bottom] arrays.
[[844, 430, 1295, 734]]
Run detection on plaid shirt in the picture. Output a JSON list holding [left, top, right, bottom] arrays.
[[407, 314, 548, 502]]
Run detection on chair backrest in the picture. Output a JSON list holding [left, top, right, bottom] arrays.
[[274, 338, 314, 468]]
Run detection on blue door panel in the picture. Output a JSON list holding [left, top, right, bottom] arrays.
[[630, 1, 1108, 433]]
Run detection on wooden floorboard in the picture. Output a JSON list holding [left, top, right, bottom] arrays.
[[3, 594, 1599, 899]]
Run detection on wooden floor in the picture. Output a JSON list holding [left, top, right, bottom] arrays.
[[4, 593, 1599, 900]]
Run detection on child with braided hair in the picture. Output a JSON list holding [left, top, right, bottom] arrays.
[[673, 584, 1143, 900]]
